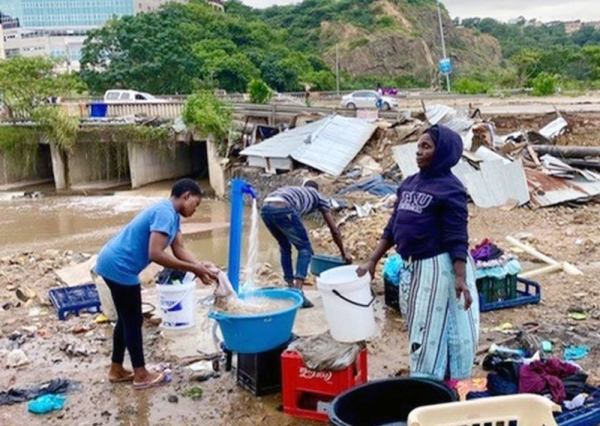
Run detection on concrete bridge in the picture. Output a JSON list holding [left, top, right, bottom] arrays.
[[0, 125, 227, 197], [2, 93, 599, 197]]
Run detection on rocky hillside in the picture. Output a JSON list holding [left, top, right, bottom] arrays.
[[320, 0, 502, 84], [258, 0, 503, 86]]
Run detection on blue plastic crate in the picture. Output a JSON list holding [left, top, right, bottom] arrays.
[[468, 387, 600, 425], [556, 387, 600, 426], [49, 283, 102, 320], [479, 277, 541, 313]]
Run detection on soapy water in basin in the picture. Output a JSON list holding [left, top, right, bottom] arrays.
[[215, 296, 294, 315]]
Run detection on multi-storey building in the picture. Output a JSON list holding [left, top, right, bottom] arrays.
[[0, 0, 192, 72]]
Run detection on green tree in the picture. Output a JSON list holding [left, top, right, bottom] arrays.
[[453, 78, 490, 94], [510, 49, 543, 86], [531, 72, 558, 96], [0, 57, 82, 151], [0, 56, 83, 114], [260, 56, 302, 92], [248, 79, 272, 104], [80, 1, 322, 94], [582, 45, 600, 81], [80, 6, 206, 95], [301, 70, 336, 91], [182, 91, 233, 156], [194, 43, 259, 93]]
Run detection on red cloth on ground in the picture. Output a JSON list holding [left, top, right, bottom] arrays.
[[518, 359, 579, 404]]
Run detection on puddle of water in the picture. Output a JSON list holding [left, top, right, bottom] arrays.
[[0, 180, 281, 267]]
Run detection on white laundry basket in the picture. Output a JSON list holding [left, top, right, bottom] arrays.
[[407, 394, 561, 426]]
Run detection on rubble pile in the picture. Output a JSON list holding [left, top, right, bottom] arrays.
[[0, 250, 92, 309], [311, 210, 391, 262]]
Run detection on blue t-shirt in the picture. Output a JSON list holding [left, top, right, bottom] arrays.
[[95, 199, 181, 285]]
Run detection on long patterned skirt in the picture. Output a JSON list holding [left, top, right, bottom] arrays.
[[399, 253, 480, 381]]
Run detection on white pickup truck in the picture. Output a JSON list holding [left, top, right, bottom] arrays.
[[103, 89, 167, 103]]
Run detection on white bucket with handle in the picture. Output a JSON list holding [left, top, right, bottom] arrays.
[[158, 281, 196, 330], [317, 265, 376, 343]]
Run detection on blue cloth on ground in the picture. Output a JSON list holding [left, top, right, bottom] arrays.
[[564, 346, 590, 361], [28, 394, 66, 414], [336, 175, 398, 198]]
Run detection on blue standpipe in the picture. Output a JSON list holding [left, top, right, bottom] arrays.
[[227, 178, 257, 294]]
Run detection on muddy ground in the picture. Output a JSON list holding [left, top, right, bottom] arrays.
[[3, 107, 600, 425], [2, 198, 600, 425]]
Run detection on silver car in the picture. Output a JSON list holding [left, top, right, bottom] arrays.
[[340, 90, 398, 110]]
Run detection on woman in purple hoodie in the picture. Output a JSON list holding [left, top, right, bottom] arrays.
[[358, 124, 479, 382]]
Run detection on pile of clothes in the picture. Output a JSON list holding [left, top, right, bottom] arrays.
[[471, 239, 522, 280], [468, 352, 589, 410]]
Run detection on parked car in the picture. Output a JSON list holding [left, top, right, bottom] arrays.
[[340, 90, 398, 110], [103, 89, 166, 103]]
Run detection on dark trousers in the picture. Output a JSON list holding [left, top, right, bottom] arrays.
[[260, 204, 313, 282], [104, 278, 145, 368]]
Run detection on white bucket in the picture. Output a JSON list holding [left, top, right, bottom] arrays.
[[158, 282, 195, 330], [317, 265, 376, 343]]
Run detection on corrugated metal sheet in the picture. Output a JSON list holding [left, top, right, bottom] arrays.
[[392, 144, 530, 208], [460, 160, 530, 208], [425, 105, 474, 133], [240, 119, 323, 159], [539, 117, 568, 139], [392, 143, 419, 178], [240, 116, 377, 177], [526, 169, 600, 207], [392, 143, 471, 180]]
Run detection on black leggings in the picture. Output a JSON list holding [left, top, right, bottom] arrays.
[[104, 278, 145, 368]]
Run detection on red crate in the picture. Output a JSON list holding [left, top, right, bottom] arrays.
[[281, 347, 368, 422]]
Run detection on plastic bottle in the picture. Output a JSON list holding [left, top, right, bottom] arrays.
[[488, 343, 526, 358]]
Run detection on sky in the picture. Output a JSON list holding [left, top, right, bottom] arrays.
[[240, 0, 600, 22]]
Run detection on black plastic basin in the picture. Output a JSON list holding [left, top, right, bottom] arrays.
[[329, 378, 457, 426]]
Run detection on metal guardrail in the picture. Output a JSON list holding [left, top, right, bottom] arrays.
[[71, 102, 399, 120], [7, 88, 599, 123], [63, 87, 501, 105]]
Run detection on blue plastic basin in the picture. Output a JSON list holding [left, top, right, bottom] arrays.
[[208, 288, 303, 354], [310, 254, 346, 276]]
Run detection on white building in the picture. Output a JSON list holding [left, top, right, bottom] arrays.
[[0, 0, 191, 72]]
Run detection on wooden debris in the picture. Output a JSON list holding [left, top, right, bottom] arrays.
[[506, 236, 584, 277]]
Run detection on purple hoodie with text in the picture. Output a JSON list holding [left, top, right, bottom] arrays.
[[382, 125, 468, 262]]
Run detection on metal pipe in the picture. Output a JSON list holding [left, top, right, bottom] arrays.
[[227, 178, 257, 293], [436, 1, 451, 92]]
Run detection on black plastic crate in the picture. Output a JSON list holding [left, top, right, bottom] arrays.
[[236, 337, 295, 396], [476, 274, 518, 304], [384, 278, 400, 313]]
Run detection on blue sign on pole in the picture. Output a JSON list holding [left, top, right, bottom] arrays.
[[439, 58, 453, 75]]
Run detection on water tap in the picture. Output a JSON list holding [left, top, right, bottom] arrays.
[[242, 183, 257, 199]]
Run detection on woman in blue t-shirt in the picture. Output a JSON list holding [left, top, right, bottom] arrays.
[[95, 179, 218, 390]]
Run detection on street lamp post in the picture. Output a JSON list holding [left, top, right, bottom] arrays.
[[436, 1, 451, 92]]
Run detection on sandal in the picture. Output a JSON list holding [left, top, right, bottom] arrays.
[[109, 373, 135, 383], [133, 372, 168, 390]]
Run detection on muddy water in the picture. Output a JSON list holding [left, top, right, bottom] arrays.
[[0, 181, 281, 268]]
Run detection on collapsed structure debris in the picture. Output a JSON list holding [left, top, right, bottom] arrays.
[[238, 103, 600, 210]]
